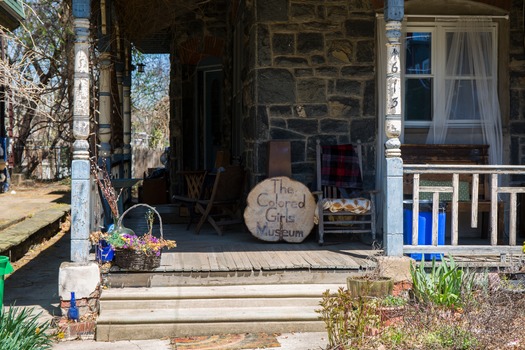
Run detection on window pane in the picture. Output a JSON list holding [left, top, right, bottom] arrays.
[[446, 31, 492, 76], [405, 32, 431, 75], [446, 79, 480, 120], [405, 78, 432, 121]]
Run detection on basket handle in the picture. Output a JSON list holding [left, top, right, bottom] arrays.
[[117, 203, 163, 238]]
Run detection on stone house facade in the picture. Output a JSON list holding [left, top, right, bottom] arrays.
[[168, 0, 524, 200], [71, 0, 524, 244]]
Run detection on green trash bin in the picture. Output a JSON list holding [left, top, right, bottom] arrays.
[[0, 256, 14, 312]]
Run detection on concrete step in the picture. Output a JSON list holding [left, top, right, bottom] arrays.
[[0, 204, 70, 260], [100, 296, 321, 311], [100, 283, 342, 300], [96, 283, 342, 341]]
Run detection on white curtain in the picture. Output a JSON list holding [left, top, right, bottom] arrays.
[[426, 19, 503, 165]]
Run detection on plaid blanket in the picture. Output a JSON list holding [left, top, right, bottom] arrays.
[[321, 144, 363, 190]]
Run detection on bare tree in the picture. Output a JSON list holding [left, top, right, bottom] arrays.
[[131, 52, 170, 149], [1, 0, 74, 178]]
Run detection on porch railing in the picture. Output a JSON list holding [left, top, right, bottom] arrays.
[[402, 164, 525, 259]]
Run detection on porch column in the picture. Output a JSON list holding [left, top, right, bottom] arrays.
[[123, 69, 131, 174], [383, 0, 404, 256], [70, 0, 91, 262], [99, 52, 112, 158]]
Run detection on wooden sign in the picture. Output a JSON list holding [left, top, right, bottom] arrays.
[[244, 176, 316, 243]]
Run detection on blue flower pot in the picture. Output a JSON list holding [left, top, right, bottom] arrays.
[[96, 240, 114, 262]]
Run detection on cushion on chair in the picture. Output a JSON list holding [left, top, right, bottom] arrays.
[[313, 198, 371, 224], [322, 198, 371, 213]]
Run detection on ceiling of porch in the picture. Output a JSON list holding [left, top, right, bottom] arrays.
[[117, 0, 512, 54], [114, 0, 211, 54]]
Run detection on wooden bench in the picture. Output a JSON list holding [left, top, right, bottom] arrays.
[[401, 144, 504, 241]]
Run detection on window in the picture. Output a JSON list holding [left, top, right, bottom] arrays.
[[403, 21, 498, 126], [400, 20, 502, 164], [405, 31, 433, 123]]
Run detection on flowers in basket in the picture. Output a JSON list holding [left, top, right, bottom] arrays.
[[90, 210, 176, 257]]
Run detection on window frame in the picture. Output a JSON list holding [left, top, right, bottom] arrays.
[[402, 21, 499, 130]]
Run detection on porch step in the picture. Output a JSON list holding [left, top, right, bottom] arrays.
[[96, 283, 342, 341]]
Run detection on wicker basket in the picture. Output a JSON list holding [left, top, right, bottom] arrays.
[[112, 203, 164, 271], [113, 249, 161, 271]]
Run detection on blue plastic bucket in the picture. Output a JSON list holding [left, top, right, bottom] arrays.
[[403, 200, 445, 261]]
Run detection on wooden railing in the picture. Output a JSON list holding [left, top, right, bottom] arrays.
[[403, 164, 525, 258]]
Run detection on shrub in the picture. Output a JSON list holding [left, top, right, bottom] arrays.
[[0, 307, 53, 350], [410, 256, 474, 308], [316, 287, 381, 349]]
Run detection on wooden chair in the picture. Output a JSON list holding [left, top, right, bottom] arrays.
[[314, 139, 377, 245], [194, 165, 246, 235], [172, 170, 207, 230]]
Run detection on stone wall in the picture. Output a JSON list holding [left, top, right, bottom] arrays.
[[243, 0, 377, 191], [509, 0, 525, 179]]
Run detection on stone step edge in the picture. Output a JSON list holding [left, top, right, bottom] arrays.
[[100, 283, 344, 300], [104, 269, 361, 288], [0, 216, 26, 231], [0, 204, 70, 257], [99, 296, 322, 312], [97, 306, 321, 324], [95, 321, 326, 341]]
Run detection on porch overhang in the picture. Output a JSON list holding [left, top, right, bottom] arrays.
[[113, 0, 207, 54], [0, 0, 25, 30], [371, 0, 511, 14]]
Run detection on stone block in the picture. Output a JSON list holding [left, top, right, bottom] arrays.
[[257, 0, 289, 22], [270, 128, 305, 140], [356, 40, 375, 63], [315, 67, 338, 77], [275, 56, 308, 66], [58, 262, 101, 300], [345, 18, 375, 38], [320, 119, 349, 134], [257, 25, 271, 66], [363, 80, 376, 116], [295, 68, 313, 77], [297, 32, 324, 53], [290, 3, 315, 19], [297, 78, 326, 103], [269, 105, 292, 118], [335, 79, 362, 96], [272, 33, 295, 55], [351, 118, 375, 142], [258, 69, 296, 104], [288, 118, 319, 135], [328, 96, 361, 117], [303, 104, 328, 117]]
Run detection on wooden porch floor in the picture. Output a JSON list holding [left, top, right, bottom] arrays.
[[116, 204, 379, 273], [112, 204, 525, 274]]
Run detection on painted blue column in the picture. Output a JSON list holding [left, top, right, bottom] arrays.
[[383, 0, 404, 256], [70, 0, 91, 262]]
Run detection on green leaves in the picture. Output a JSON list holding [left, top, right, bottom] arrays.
[[410, 256, 473, 308], [0, 306, 53, 350]]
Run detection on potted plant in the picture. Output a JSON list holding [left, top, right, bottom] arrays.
[[91, 205, 176, 271]]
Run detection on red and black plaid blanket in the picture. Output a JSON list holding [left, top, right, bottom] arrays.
[[321, 144, 363, 190]]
